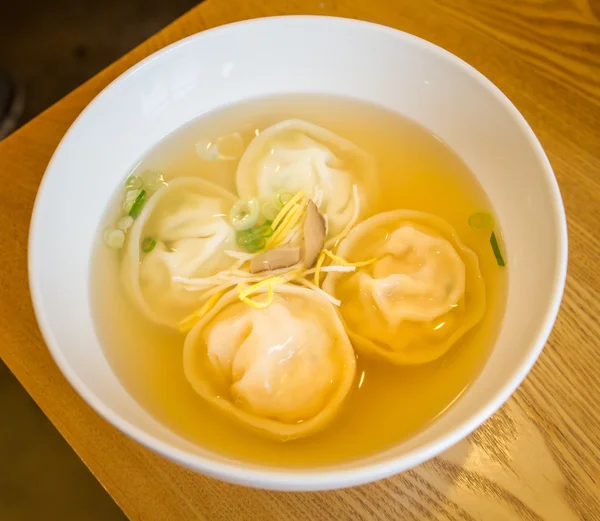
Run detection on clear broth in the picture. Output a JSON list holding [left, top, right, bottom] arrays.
[[91, 94, 507, 467]]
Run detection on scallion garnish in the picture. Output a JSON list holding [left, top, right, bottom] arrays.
[[104, 229, 125, 249], [469, 211, 494, 231], [140, 171, 165, 191], [141, 237, 156, 253], [123, 188, 141, 213], [236, 229, 256, 246], [262, 201, 280, 221], [236, 227, 269, 252], [129, 189, 147, 218], [276, 191, 293, 208], [230, 197, 260, 230], [125, 175, 143, 190], [490, 231, 506, 267], [116, 216, 134, 231], [254, 222, 274, 238], [245, 237, 266, 252]]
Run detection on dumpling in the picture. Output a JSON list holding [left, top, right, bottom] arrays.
[[236, 119, 376, 242], [122, 177, 241, 328], [322, 210, 486, 365], [183, 285, 356, 440]]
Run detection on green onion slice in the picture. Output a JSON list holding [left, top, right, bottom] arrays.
[[116, 216, 134, 231], [230, 197, 260, 230], [104, 229, 125, 249], [276, 191, 293, 208], [254, 223, 274, 238], [469, 211, 495, 231], [141, 237, 156, 253], [490, 231, 506, 267], [244, 237, 266, 252], [262, 201, 280, 221], [123, 188, 141, 213], [125, 175, 143, 190], [236, 229, 258, 247], [129, 189, 147, 218], [140, 171, 165, 191], [236, 229, 267, 252]]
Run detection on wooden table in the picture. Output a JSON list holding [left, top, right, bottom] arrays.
[[1, 0, 599, 519]]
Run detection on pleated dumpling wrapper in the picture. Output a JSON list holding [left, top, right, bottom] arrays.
[[183, 285, 357, 440], [236, 119, 376, 244], [323, 210, 486, 365], [122, 177, 241, 329]]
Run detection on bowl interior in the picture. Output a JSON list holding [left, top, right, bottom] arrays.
[[29, 16, 567, 490]]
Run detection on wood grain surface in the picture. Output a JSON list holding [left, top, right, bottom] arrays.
[[1, 0, 599, 519]]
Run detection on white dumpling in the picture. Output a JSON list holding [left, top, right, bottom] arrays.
[[323, 210, 486, 365], [207, 301, 336, 423], [183, 285, 356, 440], [359, 225, 466, 325], [122, 177, 240, 329], [236, 119, 376, 240]]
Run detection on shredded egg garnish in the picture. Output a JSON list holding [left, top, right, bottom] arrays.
[[237, 275, 289, 309], [179, 289, 227, 333], [239, 284, 275, 309], [266, 192, 308, 249], [324, 184, 360, 249], [271, 190, 305, 229], [179, 246, 372, 325], [178, 187, 374, 323], [322, 249, 378, 268], [313, 250, 327, 285], [312, 249, 376, 288]]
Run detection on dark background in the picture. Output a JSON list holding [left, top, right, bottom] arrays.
[[1, 0, 200, 128], [0, 1, 199, 519]]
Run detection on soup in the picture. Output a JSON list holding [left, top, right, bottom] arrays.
[[91, 95, 507, 467]]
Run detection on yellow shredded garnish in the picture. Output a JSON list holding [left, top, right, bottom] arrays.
[[324, 184, 360, 249], [225, 189, 378, 309], [237, 270, 305, 309], [322, 249, 377, 268], [240, 285, 274, 309], [267, 198, 309, 249], [311, 249, 374, 288], [271, 190, 305, 230], [282, 267, 305, 282], [238, 276, 287, 299], [179, 289, 226, 333], [313, 250, 327, 285], [267, 205, 301, 247]]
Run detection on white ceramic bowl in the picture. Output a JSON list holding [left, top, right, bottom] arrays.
[[28, 16, 567, 490]]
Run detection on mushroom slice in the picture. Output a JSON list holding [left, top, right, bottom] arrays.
[[303, 200, 326, 267], [249, 247, 301, 273]]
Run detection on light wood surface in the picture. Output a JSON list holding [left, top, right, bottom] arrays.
[[1, 0, 599, 519]]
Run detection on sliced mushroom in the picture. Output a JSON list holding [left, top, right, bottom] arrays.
[[303, 200, 326, 267], [249, 247, 301, 273]]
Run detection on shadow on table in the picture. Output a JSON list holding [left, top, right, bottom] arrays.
[[0, 360, 127, 520]]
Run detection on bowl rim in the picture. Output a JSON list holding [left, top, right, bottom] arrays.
[[28, 15, 568, 491]]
